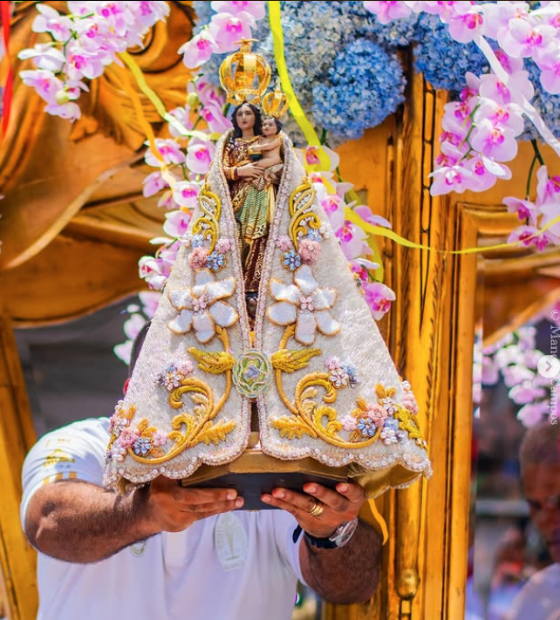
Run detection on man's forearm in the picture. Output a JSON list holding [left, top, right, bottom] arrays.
[[25, 481, 155, 564], [300, 520, 382, 604]]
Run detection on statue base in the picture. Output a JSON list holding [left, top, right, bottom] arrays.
[[181, 434, 348, 510]]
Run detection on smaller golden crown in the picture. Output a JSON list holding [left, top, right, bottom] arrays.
[[219, 39, 271, 106], [262, 80, 289, 118]]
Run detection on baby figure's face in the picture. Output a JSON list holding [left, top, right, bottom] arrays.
[[262, 117, 278, 137]]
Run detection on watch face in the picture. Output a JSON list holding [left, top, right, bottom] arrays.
[[330, 518, 359, 548]]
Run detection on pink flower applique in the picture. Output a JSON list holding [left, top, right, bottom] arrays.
[[299, 238, 322, 263], [189, 247, 210, 269]]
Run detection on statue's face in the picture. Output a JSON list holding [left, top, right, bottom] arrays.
[[523, 462, 560, 562], [262, 117, 278, 137], [236, 105, 256, 131]]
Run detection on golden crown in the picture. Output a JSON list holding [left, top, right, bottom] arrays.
[[262, 80, 289, 118], [219, 39, 271, 106]]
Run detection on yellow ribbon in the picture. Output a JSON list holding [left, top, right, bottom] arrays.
[[268, 1, 331, 172], [345, 208, 560, 255], [118, 51, 220, 142], [359, 499, 389, 545]]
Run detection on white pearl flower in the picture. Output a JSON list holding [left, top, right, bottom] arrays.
[[168, 269, 239, 344], [267, 265, 340, 345]]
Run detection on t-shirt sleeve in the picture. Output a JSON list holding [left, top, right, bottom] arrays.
[[272, 511, 306, 585], [20, 418, 110, 528]]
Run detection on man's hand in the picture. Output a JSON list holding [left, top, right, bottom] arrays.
[[25, 478, 243, 564], [237, 163, 263, 178], [261, 481, 381, 604], [260, 481, 365, 538], [140, 477, 244, 535]]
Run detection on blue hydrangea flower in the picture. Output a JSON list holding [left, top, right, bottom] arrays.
[[206, 251, 225, 271], [133, 436, 152, 457], [357, 416, 376, 438], [520, 59, 560, 141], [312, 39, 405, 141], [283, 251, 302, 271]]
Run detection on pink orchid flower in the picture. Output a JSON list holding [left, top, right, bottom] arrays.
[[32, 4, 73, 41], [19, 69, 64, 104], [211, 1, 266, 20], [430, 164, 474, 196], [186, 139, 216, 175], [354, 205, 392, 229], [539, 201, 560, 237], [448, 10, 484, 44], [201, 102, 232, 134], [167, 106, 193, 138], [335, 221, 367, 260], [124, 313, 149, 341], [143, 171, 170, 198], [474, 99, 525, 136], [479, 72, 534, 106], [209, 12, 255, 54], [138, 256, 170, 290], [536, 165, 560, 207], [179, 31, 219, 69], [508, 225, 556, 251], [163, 210, 192, 239], [138, 292, 161, 319], [145, 138, 186, 167], [196, 79, 227, 108], [535, 51, 560, 95], [363, 1, 412, 24], [498, 18, 557, 59], [66, 45, 107, 81], [321, 195, 346, 230], [503, 197, 539, 225], [464, 155, 511, 192], [18, 45, 66, 72], [45, 101, 81, 121], [363, 282, 396, 321], [172, 181, 200, 209], [131, 1, 171, 27], [470, 119, 518, 162]]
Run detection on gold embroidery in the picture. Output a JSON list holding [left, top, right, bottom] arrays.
[[128, 326, 236, 464], [288, 181, 322, 251], [191, 185, 222, 255]]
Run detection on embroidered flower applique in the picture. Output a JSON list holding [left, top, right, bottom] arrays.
[[267, 265, 340, 345], [324, 357, 359, 388], [168, 269, 239, 344], [283, 250, 302, 271], [157, 361, 195, 391]]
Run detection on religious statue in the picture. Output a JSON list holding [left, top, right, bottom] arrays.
[[104, 42, 431, 503]]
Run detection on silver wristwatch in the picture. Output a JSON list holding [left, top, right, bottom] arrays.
[[304, 517, 359, 549], [328, 517, 359, 547]]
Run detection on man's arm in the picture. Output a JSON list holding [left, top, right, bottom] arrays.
[[262, 482, 382, 604], [25, 476, 243, 564]]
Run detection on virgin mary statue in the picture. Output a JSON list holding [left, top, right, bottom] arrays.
[[104, 47, 431, 499]]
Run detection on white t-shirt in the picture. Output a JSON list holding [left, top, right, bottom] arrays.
[[21, 418, 304, 620], [507, 563, 560, 620]]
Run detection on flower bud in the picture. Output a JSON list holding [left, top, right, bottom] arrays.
[[55, 89, 70, 105], [187, 92, 199, 109]]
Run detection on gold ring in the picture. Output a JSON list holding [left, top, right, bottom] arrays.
[[308, 500, 324, 518]]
